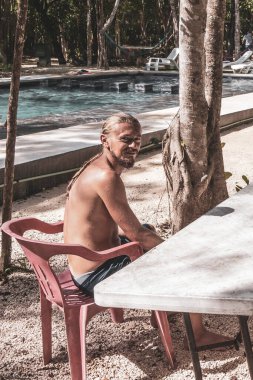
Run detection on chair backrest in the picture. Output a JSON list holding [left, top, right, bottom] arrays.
[[1, 217, 68, 307], [1, 217, 142, 307], [167, 48, 179, 61], [237, 50, 253, 64]]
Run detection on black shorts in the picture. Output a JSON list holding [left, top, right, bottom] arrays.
[[73, 253, 131, 296], [72, 224, 153, 296]]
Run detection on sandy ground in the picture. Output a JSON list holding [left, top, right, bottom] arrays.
[[1, 121, 253, 380]]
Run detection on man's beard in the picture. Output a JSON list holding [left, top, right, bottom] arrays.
[[111, 150, 136, 169]]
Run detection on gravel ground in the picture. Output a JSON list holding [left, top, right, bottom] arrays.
[[1, 122, 253, 380]]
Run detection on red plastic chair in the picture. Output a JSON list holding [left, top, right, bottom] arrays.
[[1, 217, 175, 379]]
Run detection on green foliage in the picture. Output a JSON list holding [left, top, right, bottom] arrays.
[[239, 0, 253, 32], [0, 63, 12, 71], [4, 0, 252, 65]]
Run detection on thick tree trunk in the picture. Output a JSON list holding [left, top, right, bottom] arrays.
[[163, 0, 227, 234], [1, 0, 28, 272], [234, 0, 241, 59], [205, 0, 228, 206]]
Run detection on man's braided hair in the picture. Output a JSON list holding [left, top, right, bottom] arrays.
[[66, 112, 141, 197]]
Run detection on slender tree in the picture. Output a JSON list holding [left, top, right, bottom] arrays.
[[96, 0, 121, 69], [1, 0, 28, 272], [163, 0, 227, 233], [115, 15, 121, 59], [169, 0, 179, 47], [234, 0, 241, 59], [140, 0, 147, 45], [87, 0, 93, 66]]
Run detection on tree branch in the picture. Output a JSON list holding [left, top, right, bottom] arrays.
[[100, 0, 121, 34]]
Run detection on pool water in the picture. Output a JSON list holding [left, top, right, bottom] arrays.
[[0, 75, 252, 123]]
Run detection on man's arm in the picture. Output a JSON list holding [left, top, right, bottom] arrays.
[[95, 172, 164, 251]]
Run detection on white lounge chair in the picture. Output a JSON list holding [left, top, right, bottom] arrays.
[[146, 48, 179, 71], [231, 61, 253, 73], [223, 50, 253, 69]]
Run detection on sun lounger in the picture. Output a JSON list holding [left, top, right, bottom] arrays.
[[223, 50, 253, 70], [146, 48, 179, 71], [231, 61, 253, 73]]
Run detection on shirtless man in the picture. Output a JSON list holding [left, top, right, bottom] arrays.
[[64, 112, 229, 348]]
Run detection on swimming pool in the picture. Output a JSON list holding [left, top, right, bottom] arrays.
[[1, 74, 253, 124]]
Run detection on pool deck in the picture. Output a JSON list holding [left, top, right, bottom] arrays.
[[1, 91, 253, 203], [1, 68, 253, 88], [0, 70, 178, 88]]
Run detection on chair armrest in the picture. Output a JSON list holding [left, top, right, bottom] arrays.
[[1, 217, 64, 238], [1, 217, 142, 263], [67, 241, 143, 262]]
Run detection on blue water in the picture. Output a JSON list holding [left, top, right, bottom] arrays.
[[0, 75, 253, 122]]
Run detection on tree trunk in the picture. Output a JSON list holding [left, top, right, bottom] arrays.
[[234, 0, 241, 59], [115, 16, 121, 59], [59, 24, 68, 62], [156, 0, 169, 34], [32, 1, 66, 65], [0, 0, 8, 63], [1, 0, 28, 272], [228, 0, 235, 59], [87, 0, 93, 66], [162, 0, 227, 234], [0, 0, 16, 64], [205, 0, 228, 205], [140, 0, 147, 45], [169, 0, 179, 47], [96, 0, 108, 69], [97, 0, 121, 69]]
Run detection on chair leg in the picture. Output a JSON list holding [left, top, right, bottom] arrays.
[[109, 308, 124, 323], [79, 306, 90, 380], [84, 303, 106, 325], [153, 311, 175, 368], [64, 307, 84, 380], [150, 310, 158, 328], [40, 287, 52, 365]]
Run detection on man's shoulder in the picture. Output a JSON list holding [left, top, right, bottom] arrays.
[[80, 160, 120, 186]]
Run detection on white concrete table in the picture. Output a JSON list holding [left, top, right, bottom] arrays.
[[95, 183, 253, 379]]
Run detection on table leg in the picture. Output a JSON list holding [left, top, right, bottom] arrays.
[[183, 313, 202, 380], [238, 315, 253, 380]]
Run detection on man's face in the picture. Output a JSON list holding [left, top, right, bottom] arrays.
[[102, 122, 142, 169]]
